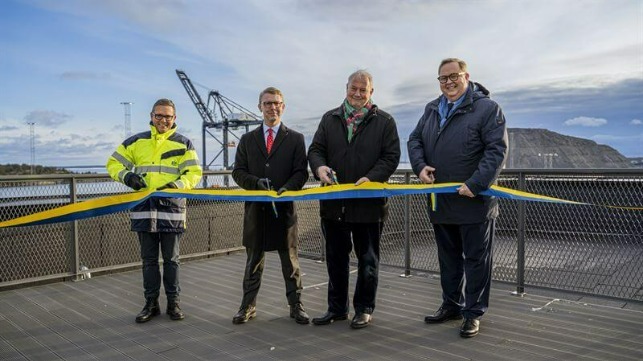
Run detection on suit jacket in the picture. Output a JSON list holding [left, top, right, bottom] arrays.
[[232, 123, 308, 251]]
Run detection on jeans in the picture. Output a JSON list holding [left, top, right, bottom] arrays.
[[137, 231, 182, 302]]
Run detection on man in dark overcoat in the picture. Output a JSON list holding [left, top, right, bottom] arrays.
[[231, 86, 310, 325], [308, 70, 401, 329]]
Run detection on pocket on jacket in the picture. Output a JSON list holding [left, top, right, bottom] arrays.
[[463, 125, 482, 156], [158, 197, 186, 212]]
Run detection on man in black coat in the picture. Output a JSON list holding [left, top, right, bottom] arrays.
[[231, 87, 310, 325], [407, 58, 508, 338], [308, 70, 400, 329]]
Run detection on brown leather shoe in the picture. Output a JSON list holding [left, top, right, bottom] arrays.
[[232, 305, 256, 324], [424, 307, 462, 324], [460, 318, 480, 338], [312, 311, 348, 325], [290, 303, 310, 324]]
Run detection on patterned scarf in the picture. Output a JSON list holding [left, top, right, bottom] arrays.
[[342, 98, 373, 142]]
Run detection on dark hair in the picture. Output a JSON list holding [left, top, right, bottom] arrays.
[[151, 98, 176, 113]]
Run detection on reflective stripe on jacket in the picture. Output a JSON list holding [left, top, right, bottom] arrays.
[[106, 123, 202, 232]]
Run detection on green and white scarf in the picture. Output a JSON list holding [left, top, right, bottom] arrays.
[[342, 99, 373, 142]]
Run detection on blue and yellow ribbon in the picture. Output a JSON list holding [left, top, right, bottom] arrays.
[[0, 182, 640, 229]]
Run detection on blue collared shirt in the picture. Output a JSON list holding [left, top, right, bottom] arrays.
[[439, 93, 466, 128]]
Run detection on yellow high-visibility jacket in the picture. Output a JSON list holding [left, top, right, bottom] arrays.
[[106, 123, 202, 232]]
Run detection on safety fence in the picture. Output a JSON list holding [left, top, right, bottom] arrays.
[[1, 169, 641, 301]]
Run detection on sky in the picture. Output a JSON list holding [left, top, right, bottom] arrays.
[[1, 0, 642, 169]]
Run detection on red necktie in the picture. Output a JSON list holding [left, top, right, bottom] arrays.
[[266, 128, 274, 153]]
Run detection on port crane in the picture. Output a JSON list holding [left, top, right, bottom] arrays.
[[175, 69, 263, 170]]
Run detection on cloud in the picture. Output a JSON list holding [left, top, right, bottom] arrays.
[[493, 78, 643, 115], [631, 119, 642, 125], [24, 110, 73, 127], [1, 125, 20, 131], [389, 77, 641, 132], [7, 0, 643, 163], [591, 133, 643, 142], [564, 116, 607, 127], [60, 71, 111, 80]]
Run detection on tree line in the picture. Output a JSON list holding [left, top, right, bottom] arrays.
[[0, 164, 72, 175]]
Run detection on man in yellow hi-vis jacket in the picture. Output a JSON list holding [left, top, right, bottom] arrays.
[[107, 98, 202, 323]]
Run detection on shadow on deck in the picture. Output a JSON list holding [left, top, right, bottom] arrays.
[[1, 253, 642, 360]]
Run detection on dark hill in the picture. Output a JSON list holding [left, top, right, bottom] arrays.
[[507, 128, 631, 169]]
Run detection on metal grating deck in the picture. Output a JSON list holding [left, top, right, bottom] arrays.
[[1, 252, 642, 360]]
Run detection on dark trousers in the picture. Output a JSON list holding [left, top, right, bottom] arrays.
[[137, 231, 182, 303], [322, 219, 382, 315], [240, 246, 302, 308], [433, 220, 494, 319]]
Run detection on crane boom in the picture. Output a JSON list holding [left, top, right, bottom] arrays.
[[175, 69, 263, 171], [176, 70, 217, 124]]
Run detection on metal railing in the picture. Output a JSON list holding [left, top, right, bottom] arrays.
[[1, 169, 641, 301]]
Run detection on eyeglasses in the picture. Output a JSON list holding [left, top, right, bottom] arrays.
[[437, 72, 465, 84], [262, 101, 283, 108], [153, 113, 175, 121]]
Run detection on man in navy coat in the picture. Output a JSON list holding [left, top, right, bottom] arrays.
[[408, 58, 508, 338]]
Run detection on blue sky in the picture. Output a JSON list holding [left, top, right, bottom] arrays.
[[1, 0, 642, 168]]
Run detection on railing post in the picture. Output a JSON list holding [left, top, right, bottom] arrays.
[[69, 176, 81, 281], [402, 172, 412, 277], [515, 172, 526, 295]]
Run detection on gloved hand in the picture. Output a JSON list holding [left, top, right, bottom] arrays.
[[256, 178, 271, 190], [157, 182, 177, 190], [277, 187, 288, 195], [123, 172, 147, 191]]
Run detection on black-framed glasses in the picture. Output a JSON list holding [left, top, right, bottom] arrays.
[[262, 101, 283, 108], [437, 72, 465, 84], [152, 113, 175, 121]]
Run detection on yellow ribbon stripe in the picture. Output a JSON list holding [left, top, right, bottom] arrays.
[[0, 182, 640, 229]]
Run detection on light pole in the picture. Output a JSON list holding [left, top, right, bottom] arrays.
[[26, 122, 35, 174], [538, 152, 558, 169], [120, 102, 132, 137]]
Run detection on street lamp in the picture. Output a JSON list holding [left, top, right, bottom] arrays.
[[538, 152, 558, 169], [26, 122, 36, 174]]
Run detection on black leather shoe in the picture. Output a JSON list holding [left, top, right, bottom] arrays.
[[232, 306, 256, 324], [312, 311, 348, 325], [460, 318, 480, 338], [424, 307, 462, 324], [350, 312, 372, 329], [290, 303, 310, 324], [135, 299, 160, 323], [166, 302, 185, 321]]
